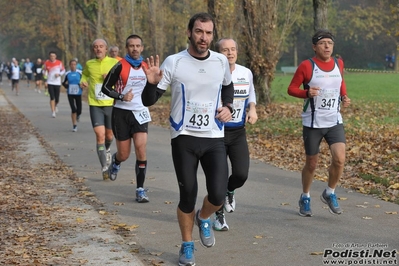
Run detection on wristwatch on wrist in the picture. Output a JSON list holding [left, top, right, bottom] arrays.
[[224, 103, 233, 113], [118, 94, 125, 101]]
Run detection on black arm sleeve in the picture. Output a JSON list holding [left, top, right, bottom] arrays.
[[101, 62, 123, 99], [221, 81, 234, 105], [62, 75, 68, 88], [141, 81, 165, 106]]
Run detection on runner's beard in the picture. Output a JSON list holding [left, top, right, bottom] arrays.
[[191, 38, 209, 55]]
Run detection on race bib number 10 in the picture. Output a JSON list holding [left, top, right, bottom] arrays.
[[133, 107, 152, 125]]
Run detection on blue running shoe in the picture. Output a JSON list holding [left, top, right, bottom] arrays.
[[320, 189, 343, 214], [178, 241, 195, 266], [195, 210, 215, 248], [108, 153, 120, 181], [298, 195, 313, 217], [136, 187, 149, 203]]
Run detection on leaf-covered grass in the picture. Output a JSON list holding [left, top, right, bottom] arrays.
[[360, 173, 391, 187], [246, 100, 399, 203]]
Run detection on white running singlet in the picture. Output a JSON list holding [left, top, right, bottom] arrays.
[[113, 63, 151, 124], [225, 64, 256, 128], [302, 59, 343, 128]]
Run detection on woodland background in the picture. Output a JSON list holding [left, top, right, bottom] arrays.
[[0, 0, 399, 104]]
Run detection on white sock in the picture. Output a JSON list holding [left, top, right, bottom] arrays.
[[302, 192, 310, 198], [326, 186, 335, 196]]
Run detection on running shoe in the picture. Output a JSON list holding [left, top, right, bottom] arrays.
[[298, 195, 313, 217], [224, 191, 236, 213], [52, 112, 56, 118], [106, 149, 111, 166], [195, 210, 215, 248], [72, 125, 77, 132], [135, 187, 149, 203], [102, 166, 109, 180], [178, 241, 195, 266], [320, 189, 343, 214], [213, 212, 229, 231], [108, 153, 120, 181]]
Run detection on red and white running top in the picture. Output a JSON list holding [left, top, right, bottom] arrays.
[[43, 59, 65, 86]]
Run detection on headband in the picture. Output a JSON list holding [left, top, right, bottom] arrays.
[[312, 33, 335, 44]]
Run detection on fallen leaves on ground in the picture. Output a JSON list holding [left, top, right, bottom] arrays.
[[0, 100, 142, 265], [0, 104, 85, 264]]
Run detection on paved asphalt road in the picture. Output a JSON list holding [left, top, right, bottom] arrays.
[[2, 81, 398, 266]]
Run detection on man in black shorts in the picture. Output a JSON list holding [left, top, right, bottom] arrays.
[[101, 34, 151, 202], [24, 58, 34, 88], [32, 58, 44, 93]]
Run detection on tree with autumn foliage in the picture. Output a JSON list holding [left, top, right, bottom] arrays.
[[336, 0, 399, 70], [236, 0, 303, 104], [0, 0, 398, 96]]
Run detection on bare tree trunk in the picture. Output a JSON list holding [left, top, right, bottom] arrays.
[[115, 0, 123, 46], [129, 0, 136, 34], [103, 0, 112, 44], [313, 0, 328, 30], [148, 0, 157, 55], [61, 0, 70, 63], [207, 0, 218, 50], [96, 0, 103, 38], [70, 1, 78, 59], [158, 4, 165, 60]]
